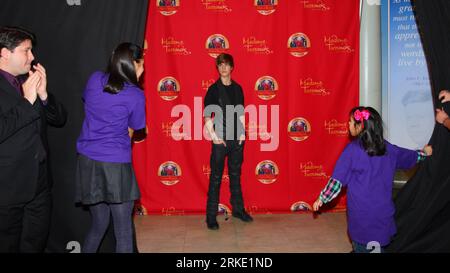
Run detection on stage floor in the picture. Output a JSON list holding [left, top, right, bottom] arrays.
[[134, 212, 352, 253]]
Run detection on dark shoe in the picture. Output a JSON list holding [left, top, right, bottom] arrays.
[[232, 211, 253, 222], [206, 217, 219, 230]]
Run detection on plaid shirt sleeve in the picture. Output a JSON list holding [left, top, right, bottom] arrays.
[[416, 150, 427, 162], [319, 177, 342, 204]]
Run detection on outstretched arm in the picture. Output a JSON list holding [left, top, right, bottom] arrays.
[[313, 177, 343, 211]]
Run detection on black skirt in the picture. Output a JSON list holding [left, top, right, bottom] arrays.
[[75, 154, 140, 205]]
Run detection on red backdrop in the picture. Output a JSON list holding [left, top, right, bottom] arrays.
[[133, 0, 359, 215]]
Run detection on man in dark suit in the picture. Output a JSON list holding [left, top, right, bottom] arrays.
[[0, 26, 67, 252]]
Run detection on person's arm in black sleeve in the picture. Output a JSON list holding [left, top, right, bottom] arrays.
[[0, 100, 40, 143], [42, 93, 67, 127]]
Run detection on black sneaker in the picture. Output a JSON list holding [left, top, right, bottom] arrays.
[[232, 211, 253, 222], [206, 217, 219, 230]]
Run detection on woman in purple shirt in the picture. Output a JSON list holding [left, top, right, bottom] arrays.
[[75, 43, 146, 253], [313, 107, 432, 253]]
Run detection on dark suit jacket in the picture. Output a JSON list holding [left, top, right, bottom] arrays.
[[0, 75, 67, 206]]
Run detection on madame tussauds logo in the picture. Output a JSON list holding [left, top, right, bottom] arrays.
[[158, 161, 182, 186], [288, 117, 311, 141], [201, 0, 232, 12], [290, 201, 312, 212], [162, 207, 185, 216], [300, 78, 330, 96], [324, 119, 348, 136], [288, 33, 311, 57], [254, 0, 278, 15], [255, 76, 278, 100], [243, 36, 274, 55], [299, 161, 328, 179], [300, 0, 331, 11], [157, 0, 180, 16], [324, 35, 354, 53], [158, 77, 180, 101], [255, 160, 279, 184], [205, 34, 229, 58], [161, 37, 191, 55]]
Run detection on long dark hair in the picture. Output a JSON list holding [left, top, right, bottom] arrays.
[[350, 106, 386, 156], [104, 42, 143, 94]]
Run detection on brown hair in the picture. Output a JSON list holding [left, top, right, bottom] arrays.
[[215, 53, 234, 68]]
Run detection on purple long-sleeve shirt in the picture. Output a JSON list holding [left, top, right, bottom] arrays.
[[331, 139, 419, 246], [77, 71, 145, 163]]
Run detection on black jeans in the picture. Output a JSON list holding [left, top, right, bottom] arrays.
[[206, 140, 245, 217]]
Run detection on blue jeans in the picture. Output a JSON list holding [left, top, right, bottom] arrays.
[[352, 241, 386, 253]]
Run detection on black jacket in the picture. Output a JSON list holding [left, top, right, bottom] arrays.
[[204, 79, 245, 140], [0, 75, 67, 205]]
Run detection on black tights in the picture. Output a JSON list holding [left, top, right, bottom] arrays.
[[82, 201, 134, 253]]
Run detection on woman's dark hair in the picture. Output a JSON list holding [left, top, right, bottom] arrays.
[[350, 106, 386, 156], [104, 42, 143, 94]]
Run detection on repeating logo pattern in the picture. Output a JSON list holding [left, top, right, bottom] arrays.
[[201, 0, 232, 12], [290, 201, 312, 212], [288, 118, 311, 141], [139, 1, 359, 214], [324, 35, 355, 53], [255, 160, 279, 184], [255, 76, 278, 100], [243, 36, 274, 55], [300, 78, 330, 96], [158, 77, 180, 101], [300, 0, 331, 11], [299, 161, 328, 179], [161, 37, 191, 55], [288, 33, 311, 57], [158, 161, 182, 186], [254, 0, 278, 15], [206, 34, 230, 58], [156, 0, 180, 16], [324, 119, 348, 136]]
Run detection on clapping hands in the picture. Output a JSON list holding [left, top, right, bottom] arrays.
[[22, 63, 47, 104]]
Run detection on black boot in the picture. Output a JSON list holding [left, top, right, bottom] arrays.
[[232, 211, 253, 222], [206, 216, 219, 230]]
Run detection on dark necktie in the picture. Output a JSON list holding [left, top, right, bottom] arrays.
[[12, 77, 23, 96]]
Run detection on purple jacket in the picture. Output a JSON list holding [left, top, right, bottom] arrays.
[[332, 139, 418, 246]]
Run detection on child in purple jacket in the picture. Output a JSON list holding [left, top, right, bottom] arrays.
[[313, 106, 432, 253]]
